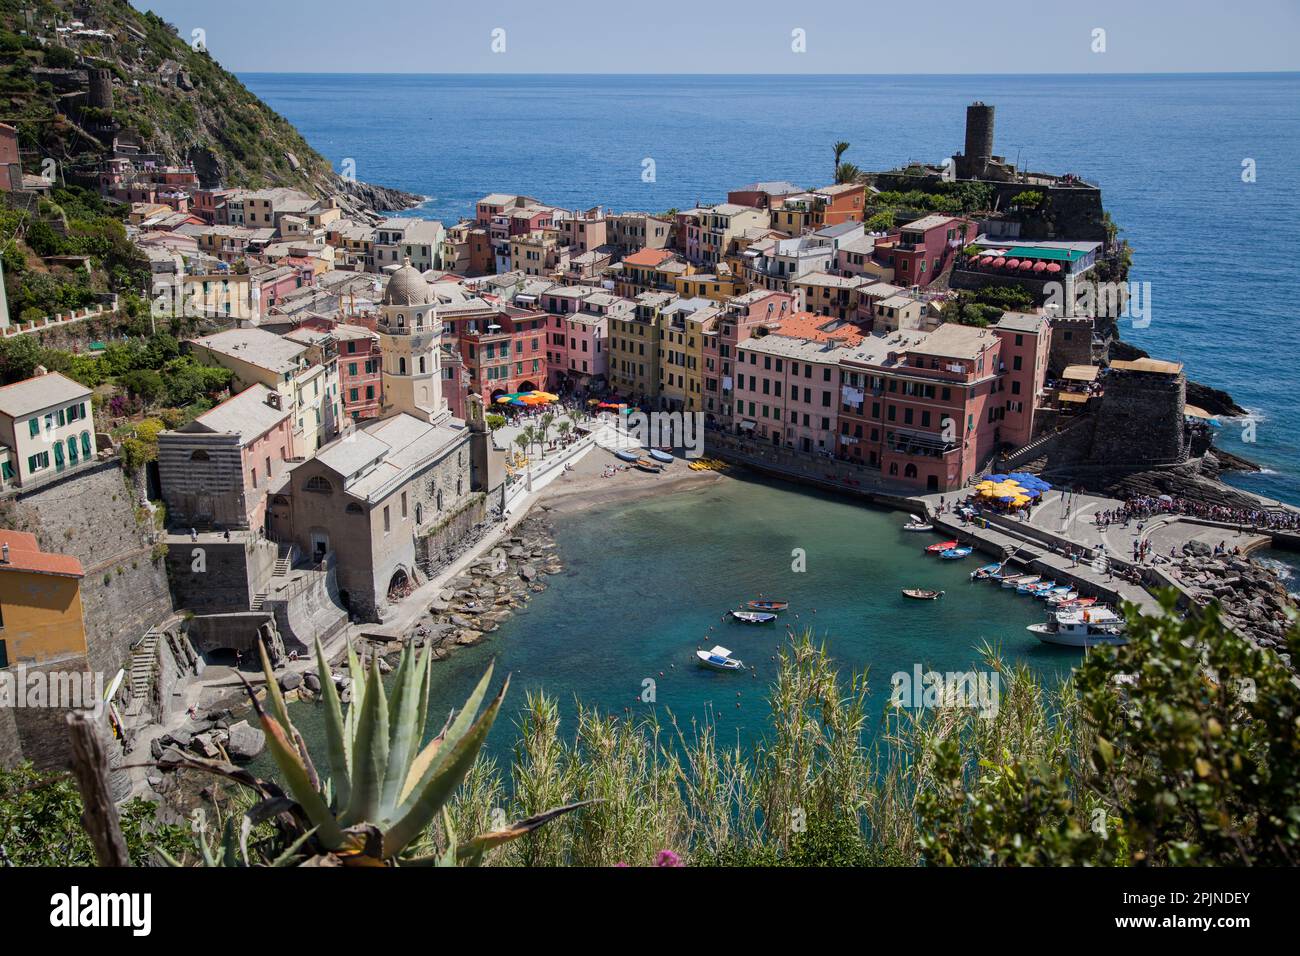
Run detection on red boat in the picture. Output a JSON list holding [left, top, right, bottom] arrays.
[[925, 540, 959, 553]]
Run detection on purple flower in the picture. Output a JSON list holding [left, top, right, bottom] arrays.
[[655, 850, 683, 867]]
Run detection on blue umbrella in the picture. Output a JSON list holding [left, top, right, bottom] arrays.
[[989, 474, 1010, 482]]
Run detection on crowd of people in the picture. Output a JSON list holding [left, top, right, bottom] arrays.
[[1118, 495, 1300, 531]]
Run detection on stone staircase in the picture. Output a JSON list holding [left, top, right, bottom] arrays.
[[126, 629, 161, 716], [250, 592, 266, 611], [273, 544, 292, 577]]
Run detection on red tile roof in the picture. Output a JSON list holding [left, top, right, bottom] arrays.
[[770, 311, 865, 347], [0, 530, 85, 578], [621, 247, 675, 268]]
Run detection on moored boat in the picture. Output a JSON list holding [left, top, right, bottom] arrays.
[[730, 609, 777, 624], [696, 646, 745, 670], [745, 600, 789, 612], [939, 546, 973, 560], [1037, 585, 1074, 600], [970, 563, 1002, 580], [1045, 590, 1080, 605], [903, 514, 934, 532], [1002, 574, 1040, 589], [926, 540, 959, 553], [1029, 607, 1127, 647], [1018, 580, 1056, 594], [902, 588, 944, 600]]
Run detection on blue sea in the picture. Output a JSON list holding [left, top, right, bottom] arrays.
[[244, 72, 1300, 506], [239, 73, 1300, 755]]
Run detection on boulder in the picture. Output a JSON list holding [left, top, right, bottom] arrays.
[[226, 720, 266, 761], [303, 671, 322, 693], [519, 564, 537, 582], [280, 671, 303, 692]]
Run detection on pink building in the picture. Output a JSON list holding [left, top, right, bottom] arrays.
[[992, 311, 1052, 449], [157, 384, 297, 531], [556, 313, 608, 390], [837, 324, 1002, 491], [707, 289, 796, 424], [734, 335, 846, 455], [876, 215, 973, 289]]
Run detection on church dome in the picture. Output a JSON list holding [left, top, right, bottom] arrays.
[[382, 258, 433, 307]]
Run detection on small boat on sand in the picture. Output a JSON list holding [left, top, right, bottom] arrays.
[[902, 588, 944, 600], [634, 458, 662, 473], [970, 563, 1002, 580], [696, 646, 745, 671], [648, 448, 674, 464], [614, 449, 640, 462], [926, 540, 959, 553], [745, 600, 789, 612], [903, 514, 933, 532], [939, 547, 973, 560], [730, 609, 777, 624]]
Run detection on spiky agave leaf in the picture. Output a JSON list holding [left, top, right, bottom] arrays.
[[314, 637, 352, 811], [379, 642, 432, 822], [455, 800, 598, 866], [398, 661, 495, 806], [341, 646, 389, 826], [381, 675, 509, 858], [251, 682, 350, 850]]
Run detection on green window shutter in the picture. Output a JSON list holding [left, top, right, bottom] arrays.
[[54, 442, 65, 469], [28, 419, 38, 437], [81, 432, 91, 456]]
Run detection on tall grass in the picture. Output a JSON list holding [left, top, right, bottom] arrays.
[[429, 631, 1076, 866]]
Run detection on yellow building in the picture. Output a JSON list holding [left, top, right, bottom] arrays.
[[656, 299, 718, 412], [0, 530, 87, 668], [673, 270, 744, 303], [607, 292, 670, 400]]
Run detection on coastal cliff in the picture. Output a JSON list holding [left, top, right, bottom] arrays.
[[0, 0, 419, 220]]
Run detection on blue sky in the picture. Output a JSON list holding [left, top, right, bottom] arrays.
[[133, 0, 1300, 74]]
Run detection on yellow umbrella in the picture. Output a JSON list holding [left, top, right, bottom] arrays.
[[974, 481, 996, 490], [1012, 495, 1031, 506]]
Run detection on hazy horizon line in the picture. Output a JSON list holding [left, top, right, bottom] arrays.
[[235, 70, 1300, 78]]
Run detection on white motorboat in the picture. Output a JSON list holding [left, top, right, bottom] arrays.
[[902, 513, 933, 532], [696, 645, 745, 671], [1028, 607, 1127, 647], [1001, 574, 1040, 589]]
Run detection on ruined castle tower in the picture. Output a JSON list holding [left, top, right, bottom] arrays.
[[88, 68, 114, 110], [963, 102, 995, 177]]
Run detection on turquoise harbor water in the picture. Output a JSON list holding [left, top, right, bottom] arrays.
[[280, 473, 1061, 760]]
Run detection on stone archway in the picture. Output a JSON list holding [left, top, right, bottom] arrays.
[[387, 567, 411, 603]]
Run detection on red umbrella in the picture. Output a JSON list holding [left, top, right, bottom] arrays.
[[1018, 259, 1034, 270], [1045, 262, 1062, 273], [1004, 259, 1021, 269], [1032, 261, 1047, 272]]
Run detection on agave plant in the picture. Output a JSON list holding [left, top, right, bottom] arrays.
[[241, 638, 585, 865]]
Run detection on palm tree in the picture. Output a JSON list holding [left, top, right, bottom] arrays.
[[539, 411, 557, 449], [836, 161, 865, 186], [513, 432, 529, 463], [557, 420, 572, 445], [522, 425, 541, 457], [833, 141, 850, 181]]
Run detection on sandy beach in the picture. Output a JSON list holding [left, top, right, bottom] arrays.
[[534, 442, 727, 515]]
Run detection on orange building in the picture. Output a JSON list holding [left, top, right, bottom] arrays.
[[0, 530, 88, 668]]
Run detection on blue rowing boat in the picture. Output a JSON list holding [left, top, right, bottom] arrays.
[[648, 449, 673, 464]]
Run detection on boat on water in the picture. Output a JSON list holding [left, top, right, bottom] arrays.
[[1037, 585, 1074, 600], [1029, 607, 1127, 647], [696, 645, 745, 671], [1044, 590, 1079, 604], [939, 547, 973, 560], [926, 540, 959, 553], [902, 588, 944, 600], [614, 449, 640, 462], [970, 563, 1002, 580], [1002, 574, 1041, 589], [1018, 580, 1056, 594], [903, 514, 934, 532], [634, 458, 662, 473], [745, 600, 789, 612], [1053, 596, 1097, 609], [648, 448, 674, 464], [730, 609, 778, 624]]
